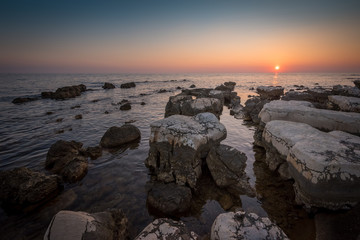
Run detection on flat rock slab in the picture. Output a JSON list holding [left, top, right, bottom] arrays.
[[328, 95, 360, 113], [263, 120, 360, 209], [259, 100, 360, 135], [146, 112, 226, 188], [211, 211, 288, 240]]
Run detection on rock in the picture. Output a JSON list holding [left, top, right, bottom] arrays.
[[135, 218, 198, 240], [206, 145, 254, 196], [256, 86, 284, 100], [100, 124, 141, 148], [140, 101, 146, 105], [190, 84, 196, 88], [41, 84, 86, 100], [12, 97, 38, 104], [211, 211, 289, 240], [158, 89, 168, 93], [120, 102, 131, 110], [332, 85, 360, 97], [243, 97, 270, 124], [259, 100, 360, 135], [120, 82, 136, 88], [102, 82, 115, 89], [281, 91, 314, 102], [45, 140, 88, 183], [44, 209, 129, 240], [354, 80, 360, 89], [176, 86, 182, 90], [71, 105, 81, 109], [164, 94, 223, 118], [75, 114, 82, 119], [146, 113, 226, 188], [85, 146, 102, 160], [262, 120, 360, 210], [328, 95, 360, 113], [0, 167, 62, 209], [215, 84, 238, 105], [56, 118, 63, 122], [147, 182, 192, 215], [46, 111, 54, 115], [224, 81, 236, 91]]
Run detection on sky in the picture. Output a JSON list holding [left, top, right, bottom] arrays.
[[1, 0, 360, 73]]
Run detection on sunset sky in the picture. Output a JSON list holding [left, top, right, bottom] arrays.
[[1, 0, 360, 73]]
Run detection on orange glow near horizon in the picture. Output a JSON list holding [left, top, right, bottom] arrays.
[[275, 65, 280, 71]]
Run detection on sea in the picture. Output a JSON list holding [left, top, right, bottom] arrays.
[[0, 72, 358, 239]]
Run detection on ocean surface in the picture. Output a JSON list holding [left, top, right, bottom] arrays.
[[0, 73, 357, 239]]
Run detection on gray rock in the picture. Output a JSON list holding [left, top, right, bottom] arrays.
[[100, 124, 141, 148], [211, 211, 289, 240], [147, 182, 192, 215], [332, 85, 360, 97], [135, 218, 198, 240], [259, 100, 360, 135], [41, 84, 86, 100], [44, 209, 129, 240], [243, 97, 269, 123], [46, 140, 88, 183], [120, 82, 136, 88], [224, 81, 236, 91], [328, 95, 360, 113], [102, 82, 115, 89], [256, 86, 284, 100], [146, 113, 226, 188], [354, 80, 360, 89], [0, 167, 62, 209]]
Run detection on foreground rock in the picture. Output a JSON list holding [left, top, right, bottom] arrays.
[[243, 97, 269, 123], [262, 120, 360, 209], [0, 167, 62, 209], [147, 182, 192, 215], [102, 82, 115, 89], [328, 95, 360, 113], [259, 100, 360, 135], [165, 94, 223, 118], [146, 113, 226, 188], [44, 209, 128, 240], [41, 84, 86, 100], [211, 211, 289, 240], [257, 86, 284, 100], [135, 218, 198, 240], [12, 97, 38, 104], [45, 140, 88, 183], [120, 82, 136, 88], [100, 124, 141, 148], [206, 144, 254, 196]]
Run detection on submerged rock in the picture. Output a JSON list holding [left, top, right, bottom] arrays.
[[0, 167, 62, 209], [12, 97, 38, 104], [120, 82, 136, 88], [45, 140, 88, 183], [41, 84, 86, 100], [256, 86, 284, 100], [102, 82, 115, 89], [84, 146, 102, 160], [211, 211, 289, 240], [135, 218, 198, 240], [147, 182, 192, 215], [44, 209, 129, 240], [120, 102, 131, 111], [328, 95, 360, 113], [100, 124, 141, 148], [146, 113, 226, 188]]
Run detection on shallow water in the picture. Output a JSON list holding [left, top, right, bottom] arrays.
[[0, 73, 357, 239]]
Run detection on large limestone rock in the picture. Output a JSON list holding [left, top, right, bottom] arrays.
[[259, 100, 360, 135], [206, 145, 254, 196], [0, 167, 62, 209], [45, 140, 88, 183], [211, 211, 289, 240], [44, 209, 128, 240], [262, 120, 360, 209], [100, 124, 141, 148], [328, 95, 360, 113], [256, 86, 284, 100], [135, 218, 198, 240], [41, 84, 86, 100], [164, 94, 223, 118], [146, 113, 227, 188]]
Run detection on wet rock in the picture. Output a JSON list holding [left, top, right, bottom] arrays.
[[256, 86, 284, 100], [45, 140, 88, 183], [120, 102, 131, 110], [164, 94, 223, 118], [211, 211, 289, 240], [215, 84, 238, 105], [263, 120, 360, 210], [74, 114, 82, 119], [328, 95, 360, 113], [206, 145, 254, 196], [259, 100, 360, 135], [354, 80, 360, 89], [56, 118, 63, 122], [120, 82, 136, 88], [0, 167, 62, 209], [71, 105, 81, 109], [243, 97, 270, 123], [140, 101, 146, 105], [46, 111, 54, 115], [44, 209, 129, 240], [224, 81, 236, 91], [147, 182, 192, 215], [12, 97, 38, 104], [102, 82, 115, 89], [176, 86, 182, 90], [85, 146, 102, 160], [158, 89, 168, 93], [104, 111, 110, 114], [100, 124, 141, 148], [146, 113, 226, 188], [41, 84, 86, 100], [190, 84, 196, 88], [135, 218, 198, 240]]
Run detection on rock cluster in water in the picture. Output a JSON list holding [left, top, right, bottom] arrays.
[[41, 84, 87, 100]]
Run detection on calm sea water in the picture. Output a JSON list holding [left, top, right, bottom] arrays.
[[0, 73, 357, 239]]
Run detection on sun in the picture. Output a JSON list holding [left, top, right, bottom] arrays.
[[275, 65, 280, 71]]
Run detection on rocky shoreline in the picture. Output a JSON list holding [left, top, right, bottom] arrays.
[[1, 79, 360, 239]]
